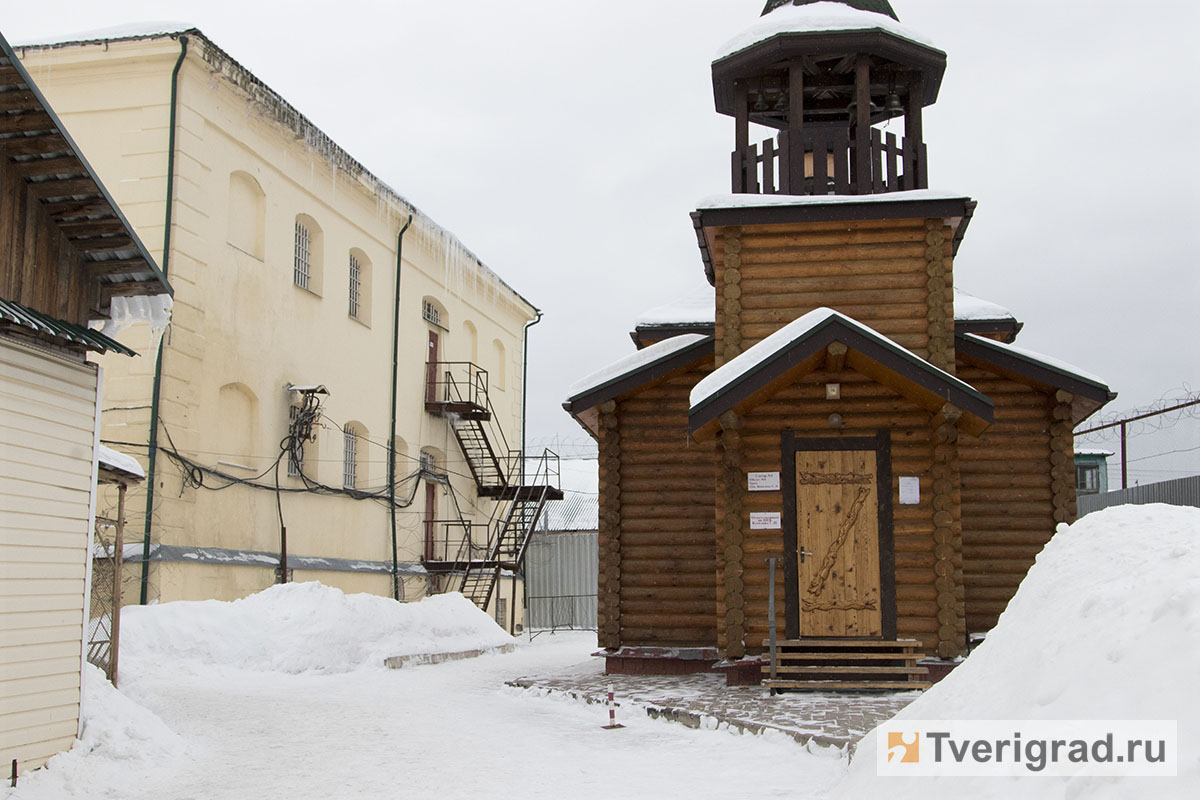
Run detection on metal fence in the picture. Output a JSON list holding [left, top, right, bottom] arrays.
[[1078, 475, 1200, 517], [524, 530, 597, 633], [87, 515, 122, 683]]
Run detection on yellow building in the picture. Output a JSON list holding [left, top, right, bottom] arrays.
[[16, 25, 551, 623]]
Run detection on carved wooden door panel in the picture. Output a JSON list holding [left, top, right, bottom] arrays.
[[795, 449, 883, 637]]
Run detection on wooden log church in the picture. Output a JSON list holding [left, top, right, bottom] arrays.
[[565, 0, 1115, 690]]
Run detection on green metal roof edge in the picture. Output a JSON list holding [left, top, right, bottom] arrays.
[[0, 297, 138, 356]]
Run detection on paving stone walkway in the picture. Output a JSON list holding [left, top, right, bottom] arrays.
[[508, 665, 920, 751]]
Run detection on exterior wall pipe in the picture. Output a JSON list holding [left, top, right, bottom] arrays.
[[140, 34, 188, 605], [388, 214, 414, 601], [519, 309, 543, 627]]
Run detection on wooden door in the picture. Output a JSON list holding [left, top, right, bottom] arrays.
[[425, 330, 439, 403], [424, 480, 437, 561], [794, 448, 883, 637]]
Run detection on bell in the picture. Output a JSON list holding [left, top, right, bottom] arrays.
[[774, 91, 789, 114], [846, 99, 881, 125], [885, 92, 904, 118], [753, 93, 769, 113]]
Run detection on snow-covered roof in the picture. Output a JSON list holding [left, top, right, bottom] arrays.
[[954, 289, 1015, 322], [692, 307, 983, 410], [633, 285, 1015, 330], [566, 334, 711, 406], [97, 445, 145, 480], [634, 286, 715, 329], [689, 308, 993, 437], [1075, 448, 1115, 458], [962, 333, 1109, 390], [697, 188, 968, 211], [11, 21, 195, 46], [715, 1, 938, 63]]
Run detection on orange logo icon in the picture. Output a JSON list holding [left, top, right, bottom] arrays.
[[887, 732, 920, 764]]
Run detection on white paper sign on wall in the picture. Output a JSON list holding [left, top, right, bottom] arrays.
[[750, 512, 782, 530], [899, 476, 921, 505], [748, 472, 781, 492]]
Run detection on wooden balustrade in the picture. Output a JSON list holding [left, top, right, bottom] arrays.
[[732, 128, 927, 197]]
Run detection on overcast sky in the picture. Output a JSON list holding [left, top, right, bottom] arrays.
[[6, 1, 1198, 483]]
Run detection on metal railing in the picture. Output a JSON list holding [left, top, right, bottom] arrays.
[[425, 519, 490, 563], [426, 361, 490, 409]]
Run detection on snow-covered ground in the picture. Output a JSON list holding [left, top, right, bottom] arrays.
[[6, 587, 844, 800], [10, 506, 1199, 798], [834, 505, 1200, 799]]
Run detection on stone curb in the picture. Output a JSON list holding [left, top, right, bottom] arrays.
[[385, 643, 517, 669], [506, 678, 852, 752]]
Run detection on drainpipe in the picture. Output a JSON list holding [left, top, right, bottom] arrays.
[[519, 309, 542, 631], [388, 214, 414, 601], [139, 34, 188, 605]]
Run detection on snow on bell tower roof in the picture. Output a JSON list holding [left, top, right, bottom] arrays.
[[716, 0, 938, 62], [762, 0, 899, 22]]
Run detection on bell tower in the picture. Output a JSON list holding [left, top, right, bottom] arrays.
[[712, 0, 947, 196]]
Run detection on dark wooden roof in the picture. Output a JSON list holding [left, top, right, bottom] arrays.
[[762, 0, 899, 21], [689, 310, 993, 440], [955, 333, 1115, 425], [0, 297, 136, 355], [0, 31, 171, 314]]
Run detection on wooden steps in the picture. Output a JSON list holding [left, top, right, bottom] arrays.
[[762, 638, 931, 692]]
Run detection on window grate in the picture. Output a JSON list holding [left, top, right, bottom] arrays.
[[422, 299, 440, 327], [294, 221, 311, 290], [348, 253, 361, 318], [343, 427, 358, 489]]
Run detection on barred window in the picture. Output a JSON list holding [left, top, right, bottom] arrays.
[[422, 299, 440, 327], [348, 253, 361, 319], [294, 221, 310, 290], [343, 426, 360, 489]]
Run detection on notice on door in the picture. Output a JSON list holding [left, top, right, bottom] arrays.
[[750, 512, 782, 530], [899, 476, 920, 505], [748, 472, 781, 492]]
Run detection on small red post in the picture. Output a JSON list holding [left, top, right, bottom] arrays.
[[602, 683, 625, 730]]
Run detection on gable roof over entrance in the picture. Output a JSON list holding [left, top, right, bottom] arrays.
[[689, 308, 993, 439]]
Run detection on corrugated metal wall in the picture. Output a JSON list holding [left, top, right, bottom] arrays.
[[1078, 475, 1200, 517], [524, 531, 597, 632]]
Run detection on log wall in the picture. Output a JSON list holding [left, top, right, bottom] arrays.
[[713, 218, 957, 359], [720, 372, 943, 657], [956, 361, 1065, 634], [602, 358, 718, 648], [0, 157, 92, 324]]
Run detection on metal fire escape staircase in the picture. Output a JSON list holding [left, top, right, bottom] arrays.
[[424, 362, 562, 610]]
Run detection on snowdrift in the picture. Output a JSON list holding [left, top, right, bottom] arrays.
[[120, 582, 515, 675], [832, 504, 1200, 798]]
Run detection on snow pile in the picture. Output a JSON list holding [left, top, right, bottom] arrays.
[[832, 505, 1200, 799], [120, 582, 515, 675], [715, 1, 938, 62], [18, 665, 186, 794], [697, 188, 967, 209], [13, 21, 193, 47]]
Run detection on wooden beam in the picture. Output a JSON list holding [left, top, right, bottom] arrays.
[[75, 235, 134, 254], [29, 177, 102, 198], [854, 55, 871, 194], [824, 341, 847, 373], [0, 111, 55, 135], [56, 218, 125, 237], [0, 90, 38, 113], [43, 198, 112, 218], [0, 133, 69, 157], [102, 280, 163, 302], [86, 258, 151, 277], [0, 64, 27, 88], [15, 155, 87, 178], [787, 60, 805, 194]]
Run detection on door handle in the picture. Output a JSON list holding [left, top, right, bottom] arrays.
[[799, 547, 813, 564]]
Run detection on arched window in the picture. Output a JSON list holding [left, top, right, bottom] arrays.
[[343, 421, 367, 489], [348, 248, 371, 325], [228, 172, 265, 259], [294, 214, 324, 295], [462, 320, 479, 364], [216, 382, 259, 468], [492, 339, 507, 390], [392, 435, 409, 482]]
